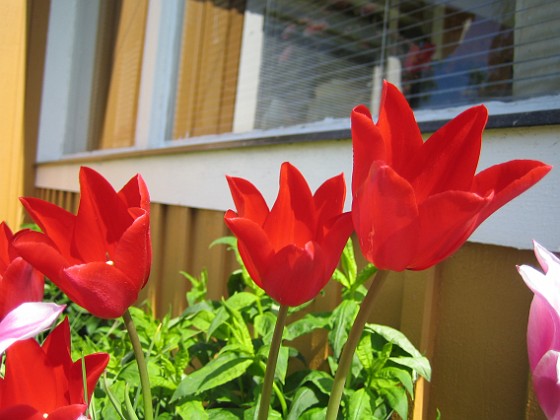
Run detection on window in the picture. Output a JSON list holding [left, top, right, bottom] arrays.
[[37, 0, 560, 160], [241, 0, 560, 131]]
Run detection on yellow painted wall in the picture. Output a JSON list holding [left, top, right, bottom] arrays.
[[0, 1, 27, 228]]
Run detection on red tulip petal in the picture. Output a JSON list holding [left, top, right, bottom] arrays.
[[12, 230, 70, 282], [472, 160, 552, 225], [224, 215, 274, 288], [376, 81, 423, 173], [409, 190, 490, 270], [62, 263, 139, 319], [263, 243, 327, 306], [44, 405, 87, 420], [19, 197, 75, 258], [532, 350, 560, 420], [118, 173, 150, 212], [42, 318, 72, 367], [0, 339, 63, 410], [319, 212, 354, 276], [0, 222, 13, 271], [313, 173, 347, 232], [0, 405, 49, 420], [112, 211, 151, 289], [73, 167, 133, 261], [407, 105, 488, 202], [351, 104, 386, 193], [226, 176, 269, 225], [264, 163, 314, 249], [0, 257, 44, 319], [68, 352, 109, 404], [352, 163, 419, 271]]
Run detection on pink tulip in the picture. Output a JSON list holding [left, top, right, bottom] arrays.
[[0, 302, 65, 354], [518, 241, 560, 419]]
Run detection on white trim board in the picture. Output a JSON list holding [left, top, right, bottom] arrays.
[[35, 125, 560, 252]]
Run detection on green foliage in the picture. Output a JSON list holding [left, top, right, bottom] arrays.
[[45, 237, 430, 419]]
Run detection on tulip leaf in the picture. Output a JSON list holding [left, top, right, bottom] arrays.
[[286, 386, 321, 420], [329, 300, 359, 359], [224, 301, 254, 355], [175, 400, 208, 419], [172, 353, 253, 400], [356, 334, 374, 375], [254, 312, 277, 341], [284, 312, 330, 341], [378, 381, 408, 420], [206, 306, 229, 341], [347, 388, 374, 420], [226, 291, 258, 311]]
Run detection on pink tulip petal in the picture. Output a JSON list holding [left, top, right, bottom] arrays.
[[0, 302, 65, 354], [532, 350, 560, 420]]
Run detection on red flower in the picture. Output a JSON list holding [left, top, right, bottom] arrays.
[[352, 81, 551, 271], [0, 318, 109, 420], [0, 222, 44, 320], [13, 167, 151, 318], [225, 162, 353, 306]]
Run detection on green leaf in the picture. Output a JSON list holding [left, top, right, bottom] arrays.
[[254, 312, 276, 341], [206, 306, 229, 340], [224, 301, 254, 355], [298, 407, 327, 420], [379, 383, 408, 420], [175, 400, 209, 420], [172, 353, 253, 400], [207, 408, 244, 419], [379, 366, 414, 397], [390, 356, 432, 382], [364, 324, 423, 358], [243, 406, 282, 420], [285, 313, 330, 341], [286, 387, 321, 420], [298, 370, 333, 396], [356, 334, 374, 374], [329, 300, 359, 359], [347, 388, 374, 420], [226, 291, 258, 311], [257, 345, 289, 384], [340, 239, 358, 287]]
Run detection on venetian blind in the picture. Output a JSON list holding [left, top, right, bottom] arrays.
[[245, 0, 560, 130]]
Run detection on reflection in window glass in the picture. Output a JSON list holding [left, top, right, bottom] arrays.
[[254, 0, 559, 129]]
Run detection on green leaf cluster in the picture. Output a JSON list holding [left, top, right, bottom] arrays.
[[44, 237, 430, 419]]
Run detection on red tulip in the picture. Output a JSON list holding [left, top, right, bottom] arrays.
[[13, 167, 151, 319], [0, 318, 109, 420], [352, 81, 551, 271], [0, 222, 43, 319], [225, 162, 353, 306]]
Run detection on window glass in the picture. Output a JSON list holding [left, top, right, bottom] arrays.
[[253, 0, 559, 130]]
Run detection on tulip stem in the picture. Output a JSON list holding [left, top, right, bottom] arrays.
[[123, 309, 153, 420], [326, 270, 389, 420], [257, 304, 288, 420]]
